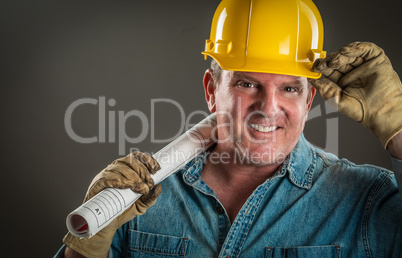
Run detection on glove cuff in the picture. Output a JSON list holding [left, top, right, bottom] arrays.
[[381, 126, 402, 150], [63, 231, 114, 258]]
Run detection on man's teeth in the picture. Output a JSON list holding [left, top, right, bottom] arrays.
[[249, 124, 278, 132]]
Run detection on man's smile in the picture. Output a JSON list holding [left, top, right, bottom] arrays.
[[248, 124, 278, 133]]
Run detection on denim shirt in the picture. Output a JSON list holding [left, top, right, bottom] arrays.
[[55, 134, 402, 257], [107, 135, 402, 257]]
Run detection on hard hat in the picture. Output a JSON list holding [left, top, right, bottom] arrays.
[[202, 0, 326, 79]]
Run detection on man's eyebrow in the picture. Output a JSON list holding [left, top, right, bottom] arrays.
[[232, 72, 261, 84], [282, 79, 304, 86], [232, 72, 305, 86]]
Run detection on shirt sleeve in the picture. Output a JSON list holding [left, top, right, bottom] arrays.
[[391, 156, 402, 200], [364, 163, 402, 256]]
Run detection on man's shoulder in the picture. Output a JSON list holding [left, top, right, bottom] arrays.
[[159, 153, 205, 193], [311, 144, 394, 186]]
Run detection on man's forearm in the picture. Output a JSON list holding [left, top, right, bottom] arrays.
[[64, 247, 85, 258], [387, 131, 402, 200], [388, 131, 402, 160], [65, 246, 108, 258]]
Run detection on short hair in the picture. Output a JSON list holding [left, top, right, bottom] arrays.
[[210, 59, 223, 84]]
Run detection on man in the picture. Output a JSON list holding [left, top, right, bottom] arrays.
[[57, 0, 402, 257]]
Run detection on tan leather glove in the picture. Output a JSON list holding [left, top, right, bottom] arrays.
[[63, 151, 161, 258], [309, 42, 402, 148]]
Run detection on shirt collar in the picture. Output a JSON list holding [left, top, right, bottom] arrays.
[[182, 134, 316, 190], [283, 134, 316, 190], [182, 150, 209, 184]]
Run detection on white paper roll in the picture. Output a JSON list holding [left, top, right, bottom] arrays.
[[66, 113, 217, 238]]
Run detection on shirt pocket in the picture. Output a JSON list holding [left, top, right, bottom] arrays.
[[265, 245, 341, 258], [128, 229, 189, 257]]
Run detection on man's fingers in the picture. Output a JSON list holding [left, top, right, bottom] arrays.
[[129, 151, 161, 174], [309, 77, 342, 101], [139, 184, 162, 206], [313, 44, 373, 86], [328, 54, 355, 69], [84, 151, 160, 206], [106, 162, 154, 190], [313, 54, 344, 83], [118, 184, 162, 225], [339, 42, 383, 61], [309, 77, 364, 122], [314, 53, 336, 72], [84, 177, 150, 202]]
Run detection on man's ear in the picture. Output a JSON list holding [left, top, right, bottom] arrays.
[[307, 86, 316, 111], [305, 85, 316, 120], [203, 69, 216, 113]]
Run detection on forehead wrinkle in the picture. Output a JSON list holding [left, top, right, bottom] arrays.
[[232, 71, 306, 87], [281, 78, 305, 87], [232, 71, 262, 85]]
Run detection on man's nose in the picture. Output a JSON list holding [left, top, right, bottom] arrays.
[[258, 90, 279, 118]]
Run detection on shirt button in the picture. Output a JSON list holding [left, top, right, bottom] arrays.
[[216, 206, 224, 214]]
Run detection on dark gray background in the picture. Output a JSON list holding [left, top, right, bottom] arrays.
[[1, 1, 401, 257]]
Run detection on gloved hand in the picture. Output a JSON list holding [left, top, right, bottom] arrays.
[[63, 151, 161, 258], [309, 42, 402, 149]]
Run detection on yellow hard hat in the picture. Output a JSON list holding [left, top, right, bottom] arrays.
[[202, 0, 326, 79]]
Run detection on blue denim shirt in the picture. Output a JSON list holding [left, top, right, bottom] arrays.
[[107, 135, 402, 257]]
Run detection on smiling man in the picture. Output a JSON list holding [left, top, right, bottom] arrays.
[[205, 68, 315, 166], [57, 0, 402, 257], [201, 66, 317, 222]]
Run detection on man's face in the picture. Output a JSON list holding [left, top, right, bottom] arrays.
[[204, 69, 315, 166]]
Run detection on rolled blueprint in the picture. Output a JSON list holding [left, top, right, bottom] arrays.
[[66, 113, 217, 238]]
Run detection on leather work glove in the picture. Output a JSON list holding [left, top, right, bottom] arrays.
[[63, 151, 161, 258], [309, 42, 402, 149]]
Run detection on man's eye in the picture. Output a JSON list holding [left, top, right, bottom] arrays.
[[284, 86, 297, 92], [239, 82, 256, 88]]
